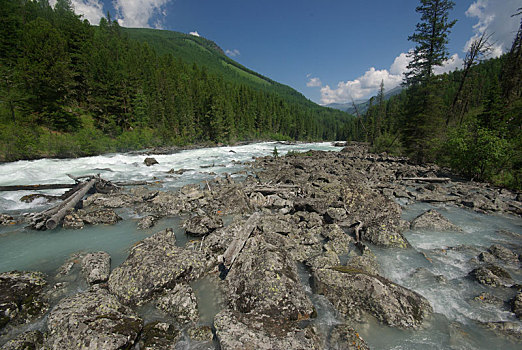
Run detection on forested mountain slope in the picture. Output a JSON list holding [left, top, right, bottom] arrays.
[[0, 0, 352, 161]]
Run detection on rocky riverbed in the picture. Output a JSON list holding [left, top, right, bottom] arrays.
[[0, 142, 521, 349]]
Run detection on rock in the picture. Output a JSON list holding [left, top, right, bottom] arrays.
[[0, 271, 48, 331], [473, 292, 504, 307], [214, 309, 321, 350], [488, 244, 519, 265], [322, 224, 352, 256], [328, 324, 370, 350], [0, 330, 44, 350], [138, 322, 180, 350], [138, 215, 156, 229], [258, 215, 295, 235], [183, 215, 223, 237], [81, 251, 111, 284], [469, 265, 513, 287], [305, 250, 341, 271], [410, 209, 462, 231], [324, 207, 348, 223], [226, 233, 315, 321], [46, 288, 142, 350], [108, 229, 209, 305], [312, 267, 432, 329], [79, 209, 122, 225], [477, 251, 497, 264], [156, 283, 199, 325], [345, 249, 380, 276], [512, 292, 522, 319], [144, 157, 159, 166], [62, 212, 84, 229], [188, 325, 214, 342], [0, 214, 16, 226], [483, 321, 522, 342]]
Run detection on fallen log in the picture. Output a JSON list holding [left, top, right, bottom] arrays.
[[0, 184, 75, 191], [402, 177, 451, 183], [221, 212, 261, 275]]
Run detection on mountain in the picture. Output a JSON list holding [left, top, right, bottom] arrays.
[[326, 85, 403, 114], [124, 28, 315, 107]]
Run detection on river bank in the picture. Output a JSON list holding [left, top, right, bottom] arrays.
[[0, 142, 520, 349]]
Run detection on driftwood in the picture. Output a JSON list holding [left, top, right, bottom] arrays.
[[402, 177, 451, 183], [222, 212, 261, 270], [0, 184, 76, 191]]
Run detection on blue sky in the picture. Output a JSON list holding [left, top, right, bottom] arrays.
[[60, 0, 520, 104]]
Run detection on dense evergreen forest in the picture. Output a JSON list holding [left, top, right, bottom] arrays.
[[345, 1, 521, 190], [0, 0, 352, 161]]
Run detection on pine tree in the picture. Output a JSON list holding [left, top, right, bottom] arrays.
[[404, 0, 457, 86]]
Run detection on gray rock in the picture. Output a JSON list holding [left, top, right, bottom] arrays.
[[0, 271, 48, 331], [324, 207, 348, 223], [0, 330, 43, 350], [46, 288, 142, 350], [156, 283, 199, 325], [313, 267, 432, 329], [488, 244, 519, 265], [188, 325, 214, 342], [410, 209, 461, 231], [258, 215, 295, 235], [79, 209, 122, 225], [183, 215, 223, 237], [138, 322, 180, 350], [512, 292, 522, 319], [345, 249, 380, 276], [138, 215, 156, 229], [226, 233, 315, 321], [62, 212, 84, 229], [328, 324, 370, 350], [469, 265, 513, 287], [473, 292, 504, 307], [0, 214, 15, 226], [109, 229, 209, 305], [483, 321, 522, 342], [144, 157, 159, 166], [214, 309, 321, 350], [305, 250, 341, 271], [81, 251, 111, 284], [322, 224, 352, 256]]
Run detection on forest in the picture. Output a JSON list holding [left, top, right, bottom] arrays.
[[345, 1, 521, 190], [0, 0, 352, 161]]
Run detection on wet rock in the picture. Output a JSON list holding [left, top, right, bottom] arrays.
[[483, 321, 522, 342], [109, 229, 209, 305], [62, 212, 84, 229], [469, 265, 513, 287], [144, 157, 159, 166], [477, 251, 497, 264], [187, 325, 214, 342], [226, 233, 315, 321], [214, 309, 321, 350], [488, 244, 519, 265], [0, 330, 43, 350], [138, 322, 180, 350], [345, 249, 380, 276], [79, 209, 122, 225], [460, 193, 497, 212], [46, 287, 142, 350], [183, 215, 223, 237], [82, 192, 133, 209], [512, 292, 522, 319], [0, 214, 16, 226], [473, 292, 504, 307], [0, 271, 48, 331], [156, 283, 199, 325], [410, 209, 462, 231], [138, 215, 156, 229], [312, 267, 432, 329], [81, 251, 111, 284], [328, 324, 370, 350]]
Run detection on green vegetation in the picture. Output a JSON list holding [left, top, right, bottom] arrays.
[[0, 0, 352, 161], [346, 1, 521, 189]]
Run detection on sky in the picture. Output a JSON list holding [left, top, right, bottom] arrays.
[[58, 0, 521, 105]]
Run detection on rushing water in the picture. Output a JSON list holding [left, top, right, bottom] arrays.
[[0, 141, 521, 349]]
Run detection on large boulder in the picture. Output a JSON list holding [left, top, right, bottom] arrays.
[[225, 232, 315, 321], [108, 229, 210, 305], [137, 322, 180, 350], [488, 244, 519, 265], [82, 251, 111, 285], [410, 209, 462, 231], [313, 267, 432, 329], [512, 292, 522, 319], [214, 309, 321, 350], [469, 265, 513, 287], [328, 324, 370, 350], [46, 287, 142, 349], [144, 157, 159, 166], [0, 271, 48, 331], [0, 330, 44, 350], [79, 209, 122, 225], [183, 214, 223, 237], [156, 283, 199, 325]]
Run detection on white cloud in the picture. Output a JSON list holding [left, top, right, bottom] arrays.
[[389, 52, 411, 75], [50, 0, 105, 25], [306, 77, 322, 87], [434, 53, 464, 75], [226, 49, 241, 57], [465, 0, 521, 57], [189, 31, 200, 37], [113, 0, 170, 28]]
